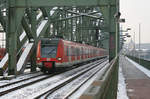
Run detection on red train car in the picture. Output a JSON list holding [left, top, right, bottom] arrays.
[[0, 48, 6, 60], [36, 38, 108, 73]]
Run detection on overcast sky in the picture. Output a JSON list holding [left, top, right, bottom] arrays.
[[120, 0, 150, 44]]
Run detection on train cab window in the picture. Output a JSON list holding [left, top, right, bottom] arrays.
[[41, 45, 57, 58], [40, 38, 59, 58]]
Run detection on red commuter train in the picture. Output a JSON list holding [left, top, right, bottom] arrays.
[[36, 38, 108, 73]]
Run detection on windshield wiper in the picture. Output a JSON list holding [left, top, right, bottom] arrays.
[[47, 48, 56, 55]]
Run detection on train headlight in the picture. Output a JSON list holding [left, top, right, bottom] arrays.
[[37, 58, 40, 60], [57, 58, 62, 61]]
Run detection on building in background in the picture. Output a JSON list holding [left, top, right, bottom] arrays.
[[126, 43, 150, 61]]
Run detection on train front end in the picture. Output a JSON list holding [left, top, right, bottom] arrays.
[[36, 38, 61, 73]]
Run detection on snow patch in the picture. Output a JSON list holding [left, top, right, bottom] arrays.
[[37, 12, 42, 20], [19, 31, 26, 41], [36, 20, 48, 37], [50, 7, 58, 16], [117, 66, 129, 99], [69, 62, 109, 99], [126, 57, 150, 78]]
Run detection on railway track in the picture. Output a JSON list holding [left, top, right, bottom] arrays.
[[0, 58, 108, 99], [0, 72, 43, 87], [39, 59, 109, 99], [0, 67, 74, 96], [0, 66, 72, 88]]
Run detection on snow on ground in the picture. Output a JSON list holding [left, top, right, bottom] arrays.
[[117, 66, 129, 99], [126, 57, 150, 78], [69, 62, 109, 99]]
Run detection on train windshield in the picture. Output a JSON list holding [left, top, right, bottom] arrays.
[[41, 45, 57, 58], [40, 38, 59, 58]]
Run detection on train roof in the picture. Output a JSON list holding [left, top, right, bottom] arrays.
[[40, 38, 107, 50], [40, 38, 60, 45], [61, 39, 105, 50]]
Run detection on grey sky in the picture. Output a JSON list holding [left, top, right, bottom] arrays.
[[120, 0, 150, 44]]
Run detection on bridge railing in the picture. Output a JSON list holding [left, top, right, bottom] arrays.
[[126, 55, 150, 70]]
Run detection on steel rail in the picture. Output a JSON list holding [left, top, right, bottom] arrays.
[[0, 58, 107, 97], [36, 59, 108, 98]]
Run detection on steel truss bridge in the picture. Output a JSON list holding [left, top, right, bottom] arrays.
[[0, 0, 120, 76]]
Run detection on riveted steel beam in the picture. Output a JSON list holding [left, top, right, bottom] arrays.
[[21, 16, 34, 40], [10, 0, 114, 7], [59, 9, 99, 16], [29, 8, 37, 72], [51, 14, 102, 22]]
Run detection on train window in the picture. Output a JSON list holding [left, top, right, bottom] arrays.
[[72, 47, 75, 56], [69, 46, 71, 56], [79, 48, 81, 55], [70, 47, 72, 56], [77, 48, 80, 56], [64, 46, 68, 56], [41, 45, 57, 58], [64, 45, 66, 55], [82, 48, 84, 55], [86, 49, 88, 55], [76, 48, 77, 56], [75, 47, 77, 56], [75, 48, 77, 56], [86, 48, 88, 55], [81, 47, 83, 55], [67, 46, 69, 56]]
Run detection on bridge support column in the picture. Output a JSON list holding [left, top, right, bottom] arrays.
[[100, 2, 117, 61], [7, 5, 25, 75], [30, 9, 37, 72]]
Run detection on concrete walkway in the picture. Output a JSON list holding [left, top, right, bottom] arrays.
[[120, 56, 150, 99]]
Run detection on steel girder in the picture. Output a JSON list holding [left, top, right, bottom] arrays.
[[9, 0, 115, 7], [0, 0, 119, 75], [99, 0, 119, 61]]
